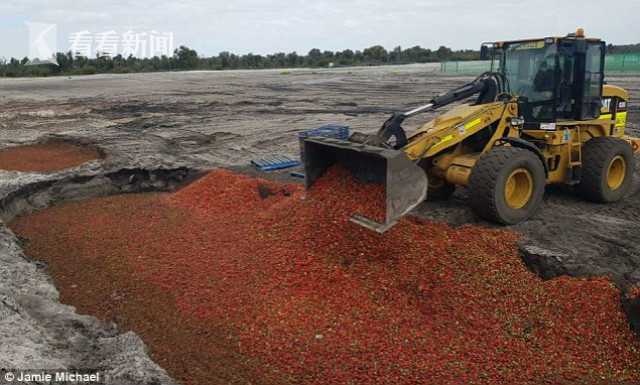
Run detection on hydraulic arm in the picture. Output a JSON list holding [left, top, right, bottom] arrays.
[[368, 72, 506, 149]]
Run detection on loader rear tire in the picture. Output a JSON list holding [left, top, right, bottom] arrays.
[[469, 147, 545, 225], [578, 137, 634, 203]]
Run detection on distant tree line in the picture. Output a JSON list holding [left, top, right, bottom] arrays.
[[0, 45, 478, 77], [1, 43, 638, 78]]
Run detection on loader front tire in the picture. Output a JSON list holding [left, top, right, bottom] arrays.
[[578, 137, 634, 203], [469, 147, 545, 225]]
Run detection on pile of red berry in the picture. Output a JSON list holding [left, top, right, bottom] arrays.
[[11, 167, 640, 385]]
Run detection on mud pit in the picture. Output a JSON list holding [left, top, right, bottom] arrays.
[[9, 169, 640, 385], [0, 66, 640, 383]]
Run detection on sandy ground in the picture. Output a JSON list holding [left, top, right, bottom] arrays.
[[0, 64, 452, 168], [0, 65, 639, 382]]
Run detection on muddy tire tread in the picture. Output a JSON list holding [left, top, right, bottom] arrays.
[[469, 147, 545, 224], [579, 137, 634, 202]]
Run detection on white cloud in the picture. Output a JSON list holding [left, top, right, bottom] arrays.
[[0, 0, 638, 59]]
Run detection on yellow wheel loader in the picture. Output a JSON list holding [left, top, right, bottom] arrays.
[[303, 29, 640, 232]]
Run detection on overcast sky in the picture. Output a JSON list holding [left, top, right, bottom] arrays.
[[1, 0, 639, 59]]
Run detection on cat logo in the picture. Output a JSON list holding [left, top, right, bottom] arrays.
[[601, 97, 612, 114]]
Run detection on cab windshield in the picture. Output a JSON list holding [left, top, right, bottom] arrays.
[[493, 38, 604, 123], [499, 40, 558, 122]]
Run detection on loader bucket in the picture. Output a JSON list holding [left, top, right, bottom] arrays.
[[303, 137, 428, 233]]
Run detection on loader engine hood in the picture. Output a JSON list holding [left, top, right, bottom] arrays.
[[416, 104, 488, 134]]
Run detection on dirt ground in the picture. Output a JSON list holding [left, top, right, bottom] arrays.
[[0, 65, 640, 382]]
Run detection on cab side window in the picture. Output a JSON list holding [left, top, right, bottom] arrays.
[[581, 43, 604, 120]]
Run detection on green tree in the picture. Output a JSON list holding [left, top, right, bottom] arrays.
[[363, 45, 388, 64], [436, 46, 452, 61], [174, 46, 199, 70]]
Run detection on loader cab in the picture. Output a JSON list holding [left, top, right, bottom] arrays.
[[484, 31, 605, 125]]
